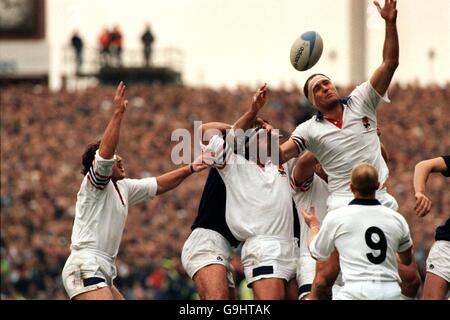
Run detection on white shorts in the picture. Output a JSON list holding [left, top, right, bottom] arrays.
[[296, 255, 316, 299], [241, 235, 297, 286], [327, 189, 398, 212], [181, 228, 235, 288], [334, 281, 401, 300], [61, 249, 116, 299], [426, 240, 450, 283]]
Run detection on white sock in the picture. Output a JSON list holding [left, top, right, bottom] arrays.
[[400, 293, 416, 300]]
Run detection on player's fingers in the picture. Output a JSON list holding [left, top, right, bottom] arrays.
[[114, 82, 122, 98], [261, 91, 267, 100], [414, 197, 424, 210], [301, 208, 310, 218], [414, 198, 420, 210], [373, 1, 381, 12], [418, 207, 428, 218], [417, 206, 425, 217], [419, 199, 431, 216], [417, 199, 427, 215]]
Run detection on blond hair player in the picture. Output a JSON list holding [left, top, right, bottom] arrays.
[[301, 163, 417, 300]]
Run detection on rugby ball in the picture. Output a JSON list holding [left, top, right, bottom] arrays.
[[290, 31, 323, 71]]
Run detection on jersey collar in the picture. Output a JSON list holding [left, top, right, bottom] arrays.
[[349, 198, 381, 206]]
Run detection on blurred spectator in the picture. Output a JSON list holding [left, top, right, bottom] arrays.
[[141, 23, 155, 67], [99, 27, 111, 67], [0, 82, 449, 299], [70, 30, 84, 74], [110, 25, 124, 67]]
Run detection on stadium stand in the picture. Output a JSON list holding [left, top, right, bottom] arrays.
[[1, 82, 449, 299]]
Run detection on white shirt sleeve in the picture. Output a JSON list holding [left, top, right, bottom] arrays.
[[290, 122, 309, 154], [123, 177, 158, 206], [86, 150, 115, 190], [350, 81, 391, 114], [290, 165, 314, 192], [397, 215, 413, 253], [309, 213, 337, 261]]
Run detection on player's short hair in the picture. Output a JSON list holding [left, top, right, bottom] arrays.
[[231, 118, 270, 160], [303, 73, 329, 100], [81, 141, 101, 175], [351, 163, 379, 197]]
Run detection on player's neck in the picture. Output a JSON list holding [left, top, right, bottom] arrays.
[[320, 102, 343, 121], [353, 193, 376, 200]]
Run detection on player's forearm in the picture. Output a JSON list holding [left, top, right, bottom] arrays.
[[278, 140, 300, 165], [293, 151, 318, 186], [310, 280, 332, 300], [156, 165, 194, 195], [308, 226, 320, 248], [382, 21, 399, 71], [232, 110, 258, 132], [99, 110, 125, 159], [413, 161, 431, 194]]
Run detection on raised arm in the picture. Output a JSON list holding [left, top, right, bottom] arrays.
[[397, 246, 413, 266], [301, 207, 321, 249], [413, 157, 448, 217], [369, 0, 399, 96], [278, 140, 301, 165], [99, 81, 128, 159], [232, 83, 267, 131]]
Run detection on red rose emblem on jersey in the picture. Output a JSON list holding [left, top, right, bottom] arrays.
[[278, 165, 287, 177], [362, 116, 370, 130]]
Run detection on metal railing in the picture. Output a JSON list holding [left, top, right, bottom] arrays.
[[62, 45, 184, 77]]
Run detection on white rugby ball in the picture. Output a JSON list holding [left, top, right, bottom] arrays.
[[290, 31, 323, 71]]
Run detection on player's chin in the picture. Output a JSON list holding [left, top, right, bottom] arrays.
[[324, 97, 339, 107]]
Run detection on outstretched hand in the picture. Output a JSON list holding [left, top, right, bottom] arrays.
[[301, 207, 320, 230], [114, 81, 129, 113], [256, 117, 273, 131], [374, 0, 397, 23], [251, 83, 268, 113]]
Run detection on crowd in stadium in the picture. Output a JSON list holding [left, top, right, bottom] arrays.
[[1, 81, 449, 299]]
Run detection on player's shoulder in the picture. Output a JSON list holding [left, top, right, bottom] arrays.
[[377, 205, 409, 225], [324, 206, 348, 221], [294, 116, 317, 130]]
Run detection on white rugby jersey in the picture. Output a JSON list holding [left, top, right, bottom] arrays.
[[309, 199, 413, 283], [70, 150, 157, 258], [291, 81, 390, 195], [291, 173, 330, 257], [202, 133, 294, 241]]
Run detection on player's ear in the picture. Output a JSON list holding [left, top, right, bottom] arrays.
[[375, 182, 380, 190], [350, 183, 355, 194]]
